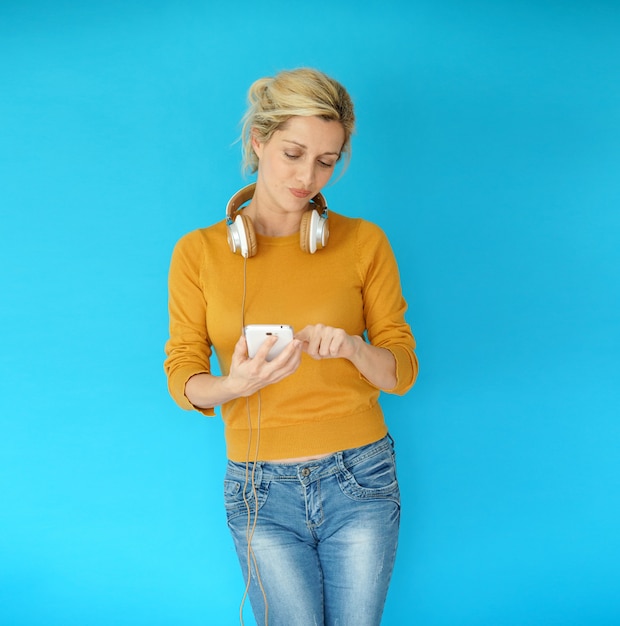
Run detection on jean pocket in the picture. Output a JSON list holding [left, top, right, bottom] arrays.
[[337, 446, 400, 505], [223, 474, 270, 522]]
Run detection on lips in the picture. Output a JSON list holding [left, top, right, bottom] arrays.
[[290, 188, 312, 199]]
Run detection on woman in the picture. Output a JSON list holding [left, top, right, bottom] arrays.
[[164, 67, 418, 626]]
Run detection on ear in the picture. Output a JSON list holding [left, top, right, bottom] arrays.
[[251, 128, 263, 159]]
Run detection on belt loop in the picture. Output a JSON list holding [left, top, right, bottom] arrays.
[[334, 450, 345, 472]]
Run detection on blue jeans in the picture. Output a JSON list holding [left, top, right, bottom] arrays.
[[224, 435, 400, 626]]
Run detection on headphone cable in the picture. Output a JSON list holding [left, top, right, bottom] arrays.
[[238, 255, 269, 625]]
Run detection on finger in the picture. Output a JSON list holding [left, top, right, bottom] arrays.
[[280, 339, 304, 366], [266, 339, 301, 371], [253, 334, 279, 361], [320, 335, 337, 358], [276, 338, 302, 359], [327, 330, 346, 357], [267, 343, 303, 381], [230, 335, 249, 367], [325, 336, 340, 358], [294, 326, 312, 342], [234, 334, 248, 356], [304, 327, 325, 358], [294, 327, 314, 354]]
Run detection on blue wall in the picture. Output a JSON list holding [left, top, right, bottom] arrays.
[[1, 1, 619, 624]]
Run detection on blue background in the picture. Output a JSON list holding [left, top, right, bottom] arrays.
[[1, 1, 619, 624]]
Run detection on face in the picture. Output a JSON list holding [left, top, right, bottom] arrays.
[[252, 115, 345, 216]]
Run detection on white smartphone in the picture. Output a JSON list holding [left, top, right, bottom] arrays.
[[244, 324, 294, 361]]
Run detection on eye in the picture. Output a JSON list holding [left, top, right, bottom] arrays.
[[284, 152, 300, 160], [318, 160, 336, 169]]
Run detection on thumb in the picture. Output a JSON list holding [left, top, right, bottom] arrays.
[[232, 334, 248, 360]]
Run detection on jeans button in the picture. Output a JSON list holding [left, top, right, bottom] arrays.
[[301, 468, 310, 477]]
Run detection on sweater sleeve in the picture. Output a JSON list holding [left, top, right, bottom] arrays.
[[357, 221, 419, 395], [164, 230, 215, 416]]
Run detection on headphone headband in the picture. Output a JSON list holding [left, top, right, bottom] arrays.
[[225, 183, 327, 221]]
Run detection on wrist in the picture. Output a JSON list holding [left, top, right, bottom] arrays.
[[221, 373, 245, 399], [348, 334, 365, 363], [222, 371, 259, 400]]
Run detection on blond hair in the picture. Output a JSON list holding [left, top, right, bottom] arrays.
[[240, 68, 355, 174]]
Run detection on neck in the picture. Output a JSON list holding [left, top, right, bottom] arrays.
[[244, 198, 308, 237]]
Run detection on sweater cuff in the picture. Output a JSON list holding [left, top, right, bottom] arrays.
[[386, 345, 419, 395], [356, 345, 418, 395], [169, 365, 216, 417]]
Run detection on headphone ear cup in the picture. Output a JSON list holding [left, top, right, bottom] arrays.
[[299, 211, 312, 254], [241, 215, 258, 258], [300, 209, 329, 254], [227, 214, 258, 258]]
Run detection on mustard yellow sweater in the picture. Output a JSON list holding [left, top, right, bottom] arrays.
[[164, 211, 418, 461]]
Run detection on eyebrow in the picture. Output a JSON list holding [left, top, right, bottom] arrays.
[[283, 139, 341, 157]]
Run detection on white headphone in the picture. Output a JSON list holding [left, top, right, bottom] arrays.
[[225, 183, 329, 258]]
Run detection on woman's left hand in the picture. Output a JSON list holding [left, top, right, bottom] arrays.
[[295, 324, 359, 361], [295, 324, 397, 390]]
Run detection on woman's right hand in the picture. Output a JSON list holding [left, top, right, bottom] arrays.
[[184, 334, 303, 410], [227, 334, 304, 397]]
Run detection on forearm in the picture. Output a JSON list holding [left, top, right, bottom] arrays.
[[184, 373, 244, 410], [348, 335, 397, 391]]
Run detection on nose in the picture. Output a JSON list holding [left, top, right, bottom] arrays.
[[296, 160, 316, 188]]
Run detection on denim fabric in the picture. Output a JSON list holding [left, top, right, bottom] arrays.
[[224, 435, 400, 626]]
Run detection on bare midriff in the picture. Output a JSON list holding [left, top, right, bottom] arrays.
[[267, 452, 333, 465]]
